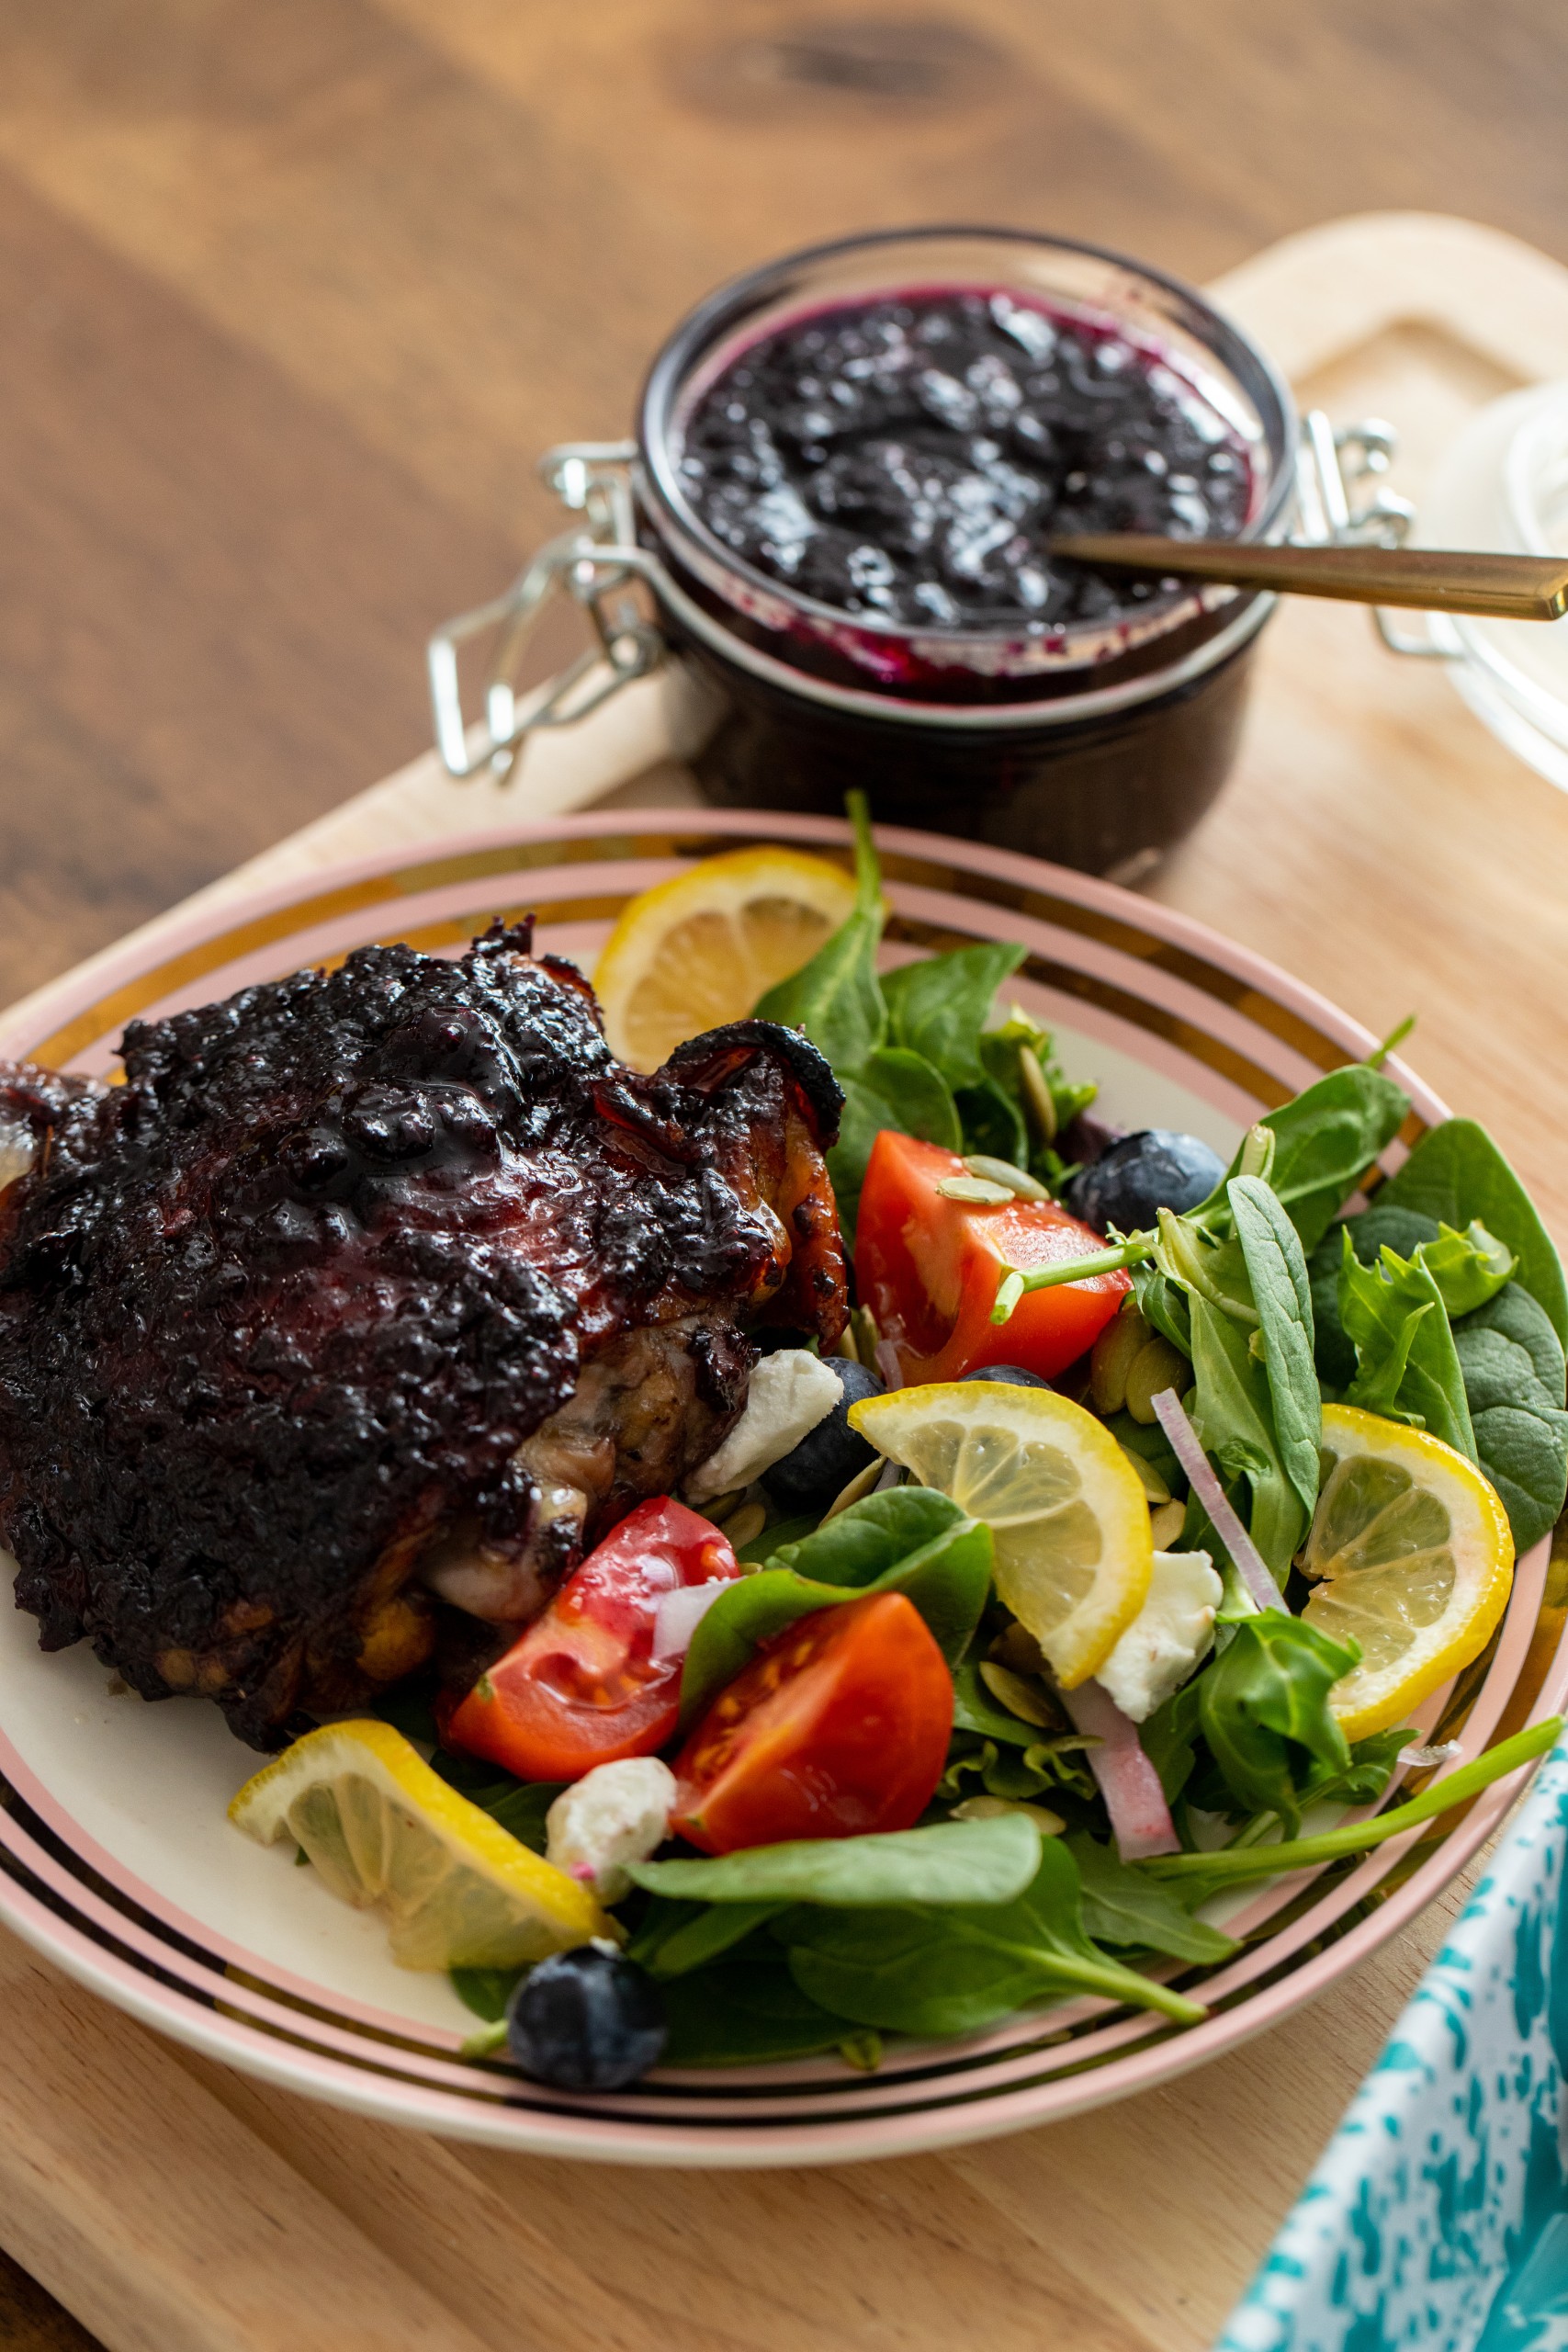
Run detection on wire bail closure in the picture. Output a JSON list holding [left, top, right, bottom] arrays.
[[426, 442, 671, 780]]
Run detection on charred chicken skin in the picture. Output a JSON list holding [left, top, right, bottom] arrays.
[[0, 923, 847, 1747]]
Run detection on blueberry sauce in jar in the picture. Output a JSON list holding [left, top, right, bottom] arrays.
[[674, 289, 1253, 634]]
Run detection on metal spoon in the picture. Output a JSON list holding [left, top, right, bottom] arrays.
[[1048, 534, 1568, 622]]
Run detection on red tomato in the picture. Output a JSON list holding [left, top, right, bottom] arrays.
[[854, 1130, 1129, 1384], [444, 1498, 740, 1782], [670, 1590, 953, 1855]]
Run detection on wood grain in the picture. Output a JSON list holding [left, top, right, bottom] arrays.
[[2, 6, 1568, 2347]]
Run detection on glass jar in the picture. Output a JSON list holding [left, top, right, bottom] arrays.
[[1407, 380, 1568, 792], [432, 228, 1300, 880]]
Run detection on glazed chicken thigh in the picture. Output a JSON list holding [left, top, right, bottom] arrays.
[[0, 924, 847, 1747]]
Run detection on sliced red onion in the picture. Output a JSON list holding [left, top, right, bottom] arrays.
[[874, 1338, 904, 1390], [1400, 1739, 1462, 1770], [1059, 1677, 1180, 1860], [650, 1578, 730, 1663], [1151, 1386, 1280, 1616]]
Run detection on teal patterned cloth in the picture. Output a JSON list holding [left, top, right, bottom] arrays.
[[1220, 1745, 1568, 2352]]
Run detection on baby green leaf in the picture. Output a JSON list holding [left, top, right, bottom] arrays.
[[1339, 1238, 1477, 1460], [755, 788, 887, 1076], [1450, 1283, 1568, 1554], [826, 1074, 903, 1250], [779, 1837, 1206, 2034], [629, 1814, 1042, 1908], [1375, 1119, 1568, 1351], [1143, 1716, 1562, 1895], [627, 1899, 784, 1978], [679, 1496, 993, 1724], [660, 1958, 853, 2066], [1188, 1295, 1304, 1584], [1229, 1174, 1322, 1526], [1066, 1833, 1240, 1964], [954, 1075, 1031, 1170], [1196, 1611, 1357, 1836], [882, 941, 1026, 1089], [860, 1046, 963, 1151], [769, 1487, 964, 1586], [1199, 1069, 1410, 1251]]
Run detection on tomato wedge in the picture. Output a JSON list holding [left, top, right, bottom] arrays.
[[670, 1590, 953, 1855], [855, 1130, 1130, 1384], [444, 1498, 740, 1782]]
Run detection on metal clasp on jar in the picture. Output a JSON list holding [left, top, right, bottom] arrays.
[[1294, 411, 1447, 659], [427, 442, 672, 780]]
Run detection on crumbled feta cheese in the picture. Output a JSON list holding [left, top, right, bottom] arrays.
[[1094, 1550, 1223, 1724], [545, 1758, 677, 1902], [684, 1349, 841, 1503]]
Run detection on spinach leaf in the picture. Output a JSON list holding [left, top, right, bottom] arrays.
[[778, 1837, 1205, 2034], [451, 1964, 524, 2023], [1196, 1612, 1357, 1836], [680, 1496, 992, 1724], [881, 941, 1025, 1088], [1339, 1237, 1477, 1460], [754, 789, 886, 1075], [627, 1898, 784, 1978], [660, 1957, 854, 2066], [771, 1486, 965, 1585], [629, 1814, 1042, 1908], [1450, 1284, 1568, 1554], [734, 1512, 817, 1566], [1188, 1295, 1304, 1584], [1229, 1174, 1322, 1526], [783, 1905, 1045, 2039], [954, 1075, 1030, 1170], [860, 1045, 963, 1152], [1251, 1067, 1411, 1252], [827, 1075, 904, 1249], [1139, 1679, 1204, 1804], [1066, 1833, 1240, 1964], [1195, 1069, 1408, 1251], [1375, 1119, 1568, 1351]]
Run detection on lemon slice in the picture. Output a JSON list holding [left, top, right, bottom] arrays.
[[230, 1720, 610, 1970], [849, 1383, 1153, 1686], [594, 846, 858, 1070], [1300, 1405, 1515, 1739]]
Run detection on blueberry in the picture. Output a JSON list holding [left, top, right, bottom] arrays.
[[761, 1357, 882, 1515], [505, 1945, 667, 2092], [1065, 1129, 1226, 1237], [959, 1363, 1051, 1387]]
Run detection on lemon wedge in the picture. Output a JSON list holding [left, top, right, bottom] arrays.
[[229, 1720, 611, 1970], [1300, 1404, 1515, 1739], [594, 845, 858, 1070], [848, 1383, 1153, 1686]]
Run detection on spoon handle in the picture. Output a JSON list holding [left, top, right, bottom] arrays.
[[1049, 535, 1568, 621]]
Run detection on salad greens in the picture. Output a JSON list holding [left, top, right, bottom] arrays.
[[756, 792, 1093, 1239], [628, 1811, 1042, 1907], [678, 1488, 992, 1724], [777, 1836, 1207, 2034], [441, 804, 1568, 2089]]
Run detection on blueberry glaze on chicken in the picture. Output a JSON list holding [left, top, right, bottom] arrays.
[[0, 923, 847, 1747]]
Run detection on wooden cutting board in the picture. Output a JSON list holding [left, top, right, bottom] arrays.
[[6, 210, 1568, 2352]]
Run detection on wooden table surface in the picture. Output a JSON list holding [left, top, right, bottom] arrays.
[[4, 6, 1568, 2347]]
